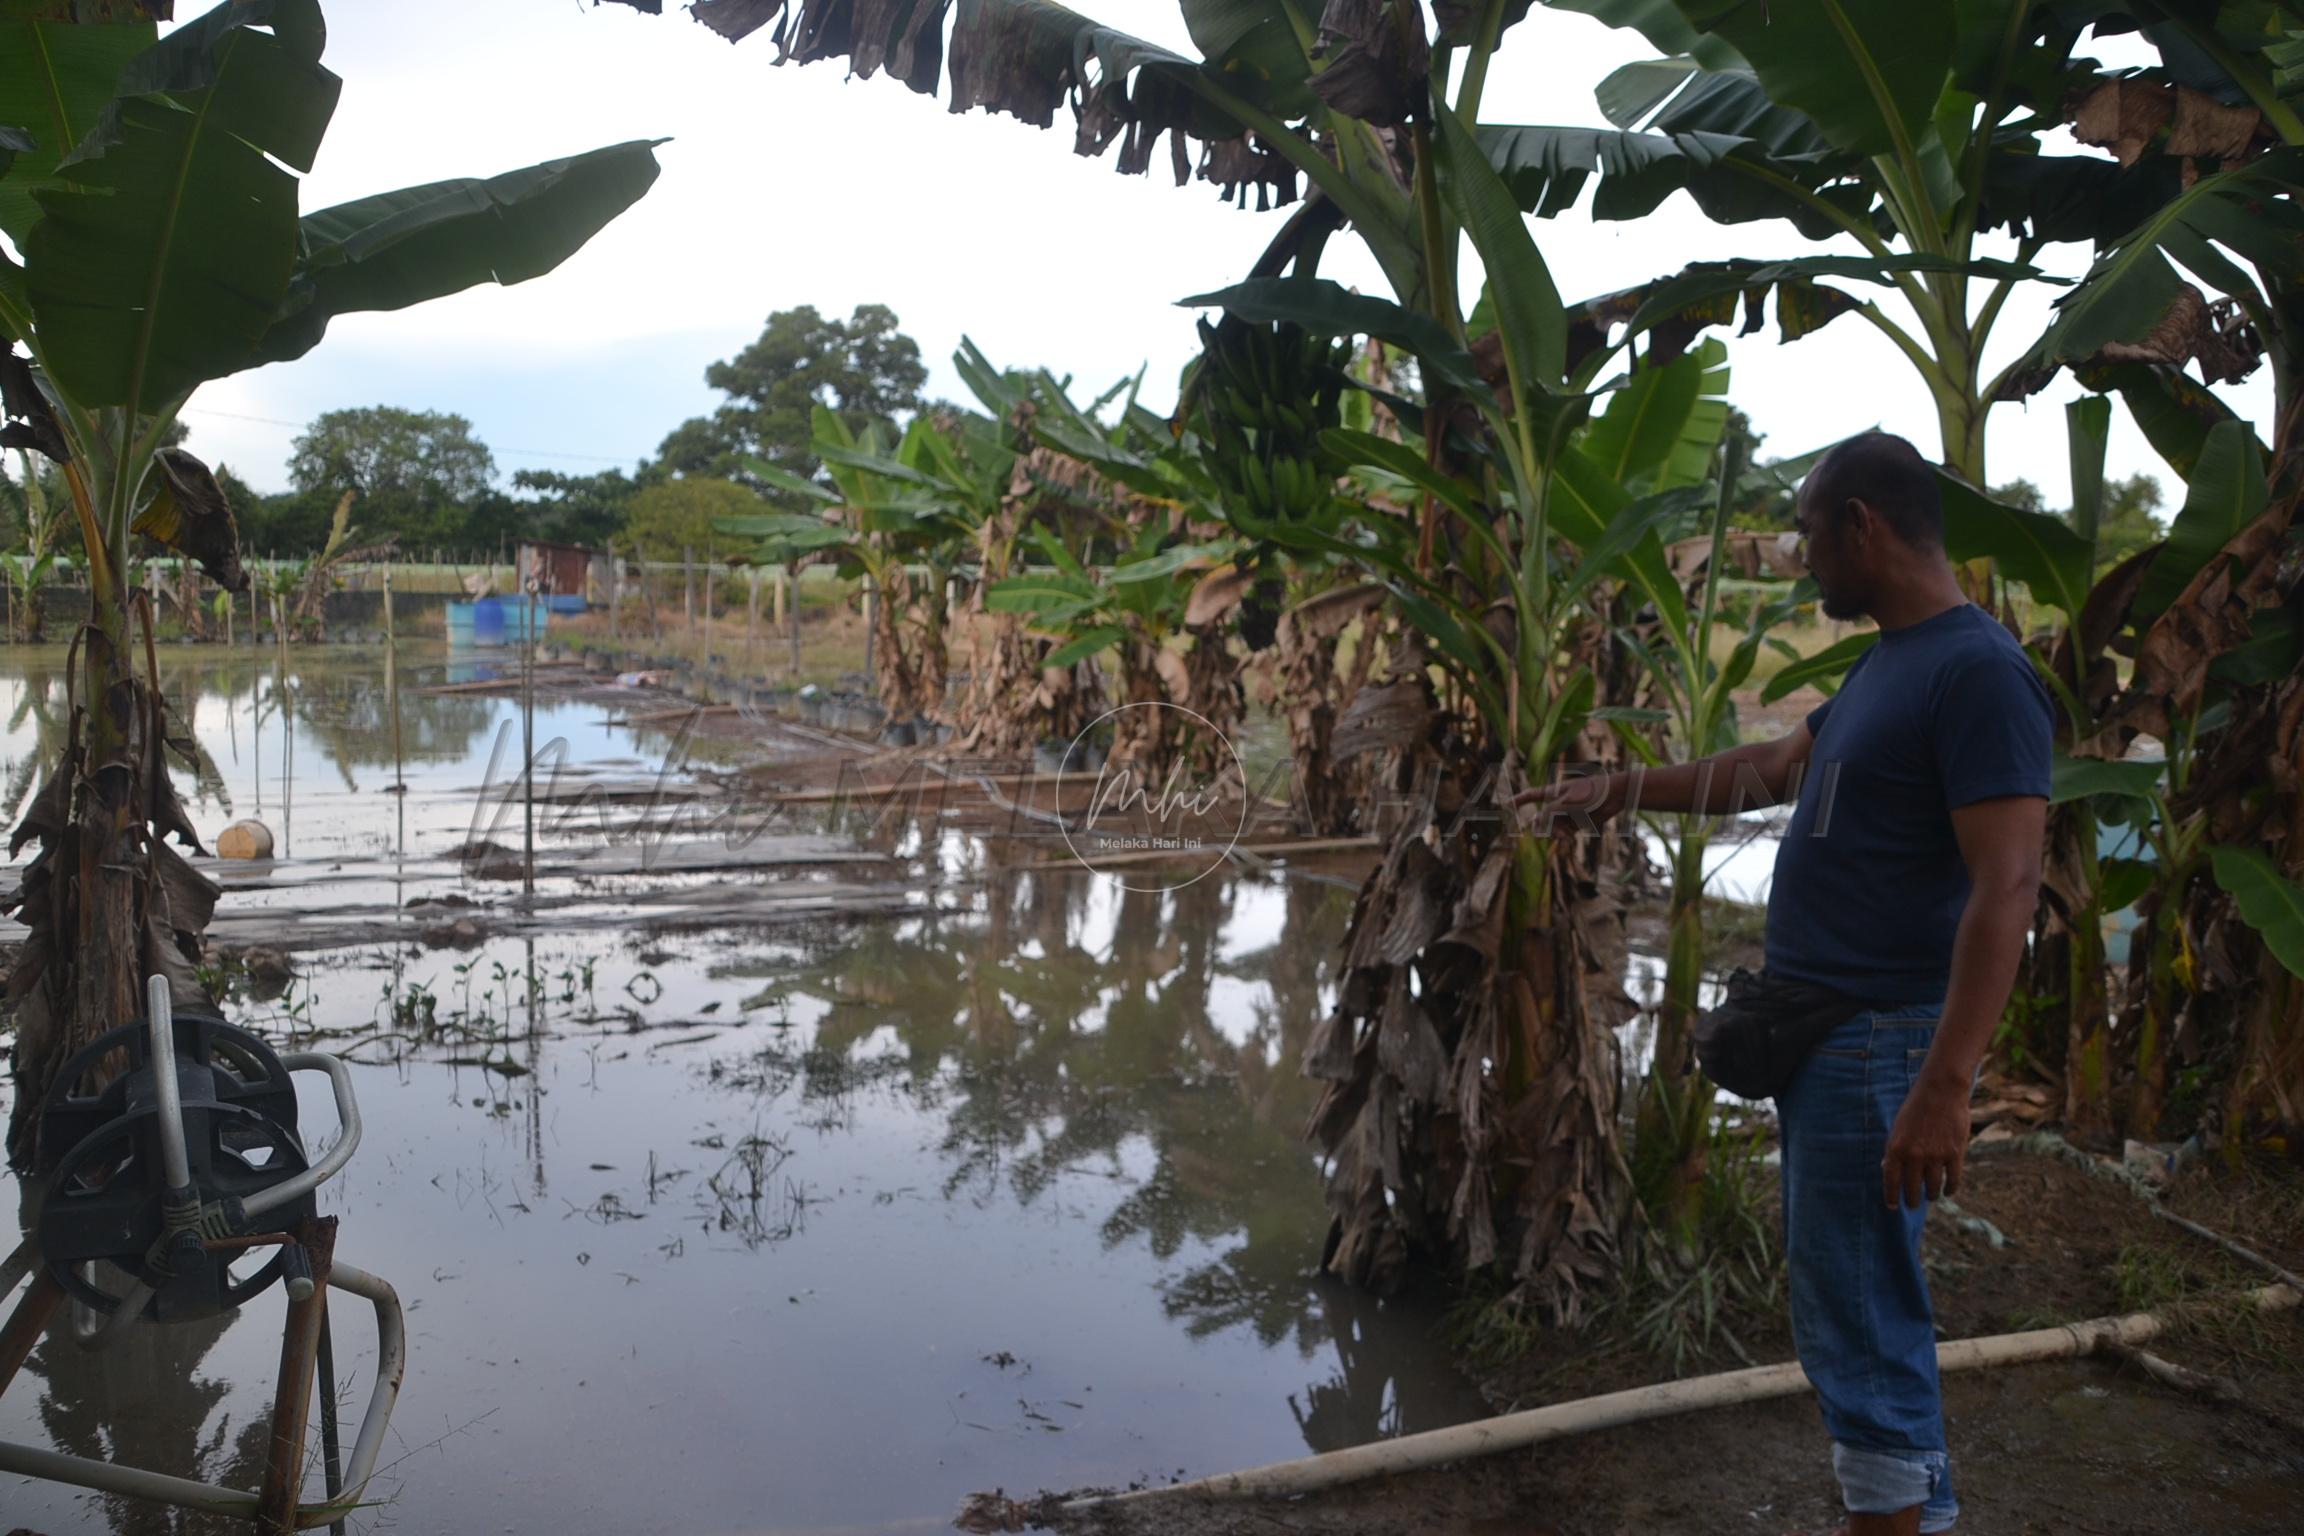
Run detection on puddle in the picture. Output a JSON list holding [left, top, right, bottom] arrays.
[[0, 648, 1489, 1532]]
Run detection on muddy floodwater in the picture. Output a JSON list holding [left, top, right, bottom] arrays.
[[0, 648, 1493, 1534]]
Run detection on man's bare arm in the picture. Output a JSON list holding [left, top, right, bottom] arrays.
[[1513, 725, 1817, 826], [1881, 793, 2046, 1208]]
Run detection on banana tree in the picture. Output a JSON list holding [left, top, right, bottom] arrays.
[[1185, 102, 1798, 1314], [975, 361, 1253, 777], [2049, 398, 2304, 1145], [1517, 2, 2285, 491], [1, 446, 62, 639], [987, 519, 1247, 780], [728, 403, 986, 724], [1180, 316, 1398, 835], [942, 342, 1114, 760], [0, 0, 661, 1164]]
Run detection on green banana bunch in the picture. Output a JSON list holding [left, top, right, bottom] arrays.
[[1186, 318, 1353, 531]]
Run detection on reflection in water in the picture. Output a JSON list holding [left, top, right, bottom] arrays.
[[23, 1314, 270, 1536], [0, 647, 1485, 1531], [740, 868, 1483, 1447], [0, 645, 506, 864]]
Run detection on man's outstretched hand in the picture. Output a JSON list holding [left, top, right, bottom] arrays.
[[1511, 769, 1628, 832]]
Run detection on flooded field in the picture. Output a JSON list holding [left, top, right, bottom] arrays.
[[0, 647, 1491, 1533]]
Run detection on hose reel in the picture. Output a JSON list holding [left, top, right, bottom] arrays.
[[36, 1009, 317, 1321], [0, 975, 407, 1533]]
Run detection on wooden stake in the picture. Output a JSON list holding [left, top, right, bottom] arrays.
[[522, 580, 537, 898], [383, 558, 403, 797], [257, 1219, 336, 1535]]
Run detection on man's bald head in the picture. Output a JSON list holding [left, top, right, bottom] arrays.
[[1801, 431, 1943, 552]]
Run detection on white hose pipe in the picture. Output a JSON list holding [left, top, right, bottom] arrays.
[[242, 1053, 362, 1219], [314, 1260, 405, 1512], [1070, 1284, 2302, 1510], [0, 1439, 253, 1518], [146, 975, 192, 1195]]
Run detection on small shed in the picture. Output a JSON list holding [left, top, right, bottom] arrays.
[[516, 539, 606, 609]]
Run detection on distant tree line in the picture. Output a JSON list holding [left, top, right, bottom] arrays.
[[1, 303, 2165, 569], [0, 302, 932, 564]]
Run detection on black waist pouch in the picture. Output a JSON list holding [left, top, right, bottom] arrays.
[[1693, 967, 1870, 1100]]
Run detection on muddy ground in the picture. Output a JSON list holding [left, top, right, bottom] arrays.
[[1047, 1150, 2304, 1536]]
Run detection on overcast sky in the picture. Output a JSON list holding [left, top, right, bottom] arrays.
[[161, 0, 2262, 509]]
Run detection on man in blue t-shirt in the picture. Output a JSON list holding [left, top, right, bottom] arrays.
[[1521, 431, 2052, 1535]]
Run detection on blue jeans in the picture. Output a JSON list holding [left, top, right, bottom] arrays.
[[1777, 1004, 1960, 1533]]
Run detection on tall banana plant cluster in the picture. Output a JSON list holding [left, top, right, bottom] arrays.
[[0, 0, 659, 1164], [577, 0, 2304, 1322]]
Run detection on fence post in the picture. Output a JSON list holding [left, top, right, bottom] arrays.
[[683, 546, 695, 634], [746, 566, 759, 661], [383, 556, 403, 796], [607, 547, 621, 641]]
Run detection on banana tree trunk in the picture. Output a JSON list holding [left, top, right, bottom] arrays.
[[1306, 692, 1627, 1319], [919, 567, 950, 723], [2043, 801, 2117, 1143], [1108, 639, 1170, 772], [1179, 623, 1247, 797], [2125, 868, 2191, 1141], [1273, 586, 1387, 837], [6, 605, 220, 1168], [867, 562, 928, 724], [1633, 824, 1713, 1241], [2221, 675, 2304, 1140], [953, 608, 1096, 761], [1936, 389, 1998, 608]]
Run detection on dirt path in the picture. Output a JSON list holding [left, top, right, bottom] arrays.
[[1045, 1150, 2304, 1536]]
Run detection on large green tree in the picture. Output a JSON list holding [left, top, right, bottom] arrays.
[[286, 404, 496, 544], [656, 303, 928, 501], [512, 464, 646, 546], [622, 475, 761, 560], [1997, 471, 2167, 576]]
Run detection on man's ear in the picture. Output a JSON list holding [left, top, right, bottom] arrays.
[[1844, 498, 1875, 546]]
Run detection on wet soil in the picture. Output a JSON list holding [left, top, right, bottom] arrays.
[[1049, 1152, 2304, 1536]]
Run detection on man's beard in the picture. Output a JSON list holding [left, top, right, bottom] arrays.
[[1818, 584, 1865, 621]]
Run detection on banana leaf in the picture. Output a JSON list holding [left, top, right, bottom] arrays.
[[2210, 845, 2304, 980]]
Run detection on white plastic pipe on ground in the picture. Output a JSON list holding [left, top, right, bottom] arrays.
[[1069, 1284, 2300, 1511]]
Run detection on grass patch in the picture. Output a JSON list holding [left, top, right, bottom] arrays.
[[2110, 1230, 2301, 1371], [2113, 1240, 2210, 1314], [1700, 896, 1769, 953], [1447, 1117, 1785, 1381]]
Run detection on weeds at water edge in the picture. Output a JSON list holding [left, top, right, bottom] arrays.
[[1446, 1116, 1784, 1381]]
